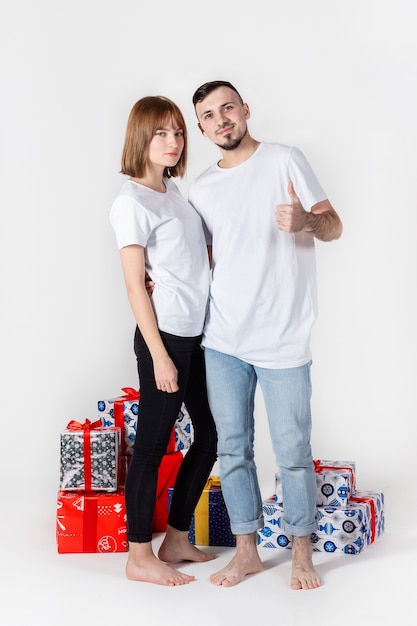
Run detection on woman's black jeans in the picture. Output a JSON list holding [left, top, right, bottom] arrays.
[[125, 327, 218, 543]]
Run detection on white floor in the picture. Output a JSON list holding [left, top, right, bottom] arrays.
[[2, 486, 415, 626]]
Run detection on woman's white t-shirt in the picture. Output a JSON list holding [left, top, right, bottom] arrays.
[[110, 178, 210, 337], [188, 142, 327, 368]]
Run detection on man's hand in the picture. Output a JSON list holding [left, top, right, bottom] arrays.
[[145, 272, 155, 296], [275, 181, 308, 233]]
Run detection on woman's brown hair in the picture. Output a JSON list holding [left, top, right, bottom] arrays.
[[121, 96, 188, 179]]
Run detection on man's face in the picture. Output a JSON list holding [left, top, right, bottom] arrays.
[[195, 86, 250, 151]]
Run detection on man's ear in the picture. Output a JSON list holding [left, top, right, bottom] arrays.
[[243, 103, 250, 120], [198, 122, 205, 136]]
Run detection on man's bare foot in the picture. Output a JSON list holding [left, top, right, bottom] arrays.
[[126, 541, 195, 586], [290, 535, 321, 590], [158, 526, 217, 563], [210, 533, 262, 587]]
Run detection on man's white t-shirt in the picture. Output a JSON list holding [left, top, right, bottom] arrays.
[[188, 142, 328, 368], [110, 178, 210, 337]]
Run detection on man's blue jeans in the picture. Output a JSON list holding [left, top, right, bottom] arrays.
[[204, 348, 318, 537]]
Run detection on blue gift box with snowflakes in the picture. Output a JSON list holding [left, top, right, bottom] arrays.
[[257, 492, 384, 555]]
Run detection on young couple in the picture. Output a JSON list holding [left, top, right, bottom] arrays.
[[110, 81, 343, 589]]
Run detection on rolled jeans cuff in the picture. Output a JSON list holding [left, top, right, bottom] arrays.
[[230, 515, 265, 536], [284, 518, 318, 538]]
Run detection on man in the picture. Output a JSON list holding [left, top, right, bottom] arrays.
[[188, 80, 343, 589]]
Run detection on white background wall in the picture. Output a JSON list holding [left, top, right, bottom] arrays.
[[1, 0, 416, 534]]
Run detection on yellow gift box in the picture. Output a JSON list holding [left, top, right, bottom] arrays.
[[190, 476, 236, 547], [168, 476, 236, 547]]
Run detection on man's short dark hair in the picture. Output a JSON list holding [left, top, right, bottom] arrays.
[[192, 81, 244, 106]]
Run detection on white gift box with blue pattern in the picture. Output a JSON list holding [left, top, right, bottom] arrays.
[[257, 493, 383, 555], [275, 460, 356, 508], [98, 394, 193, 455]]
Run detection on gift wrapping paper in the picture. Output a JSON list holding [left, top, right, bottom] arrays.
[[174, 405, 194, 451], [275, 459, 356, 507], [152, 450, 185, 532], [257, 493, 383, 555], [56, 489, 127, 553], [60, 420, 119, 492], [97, 387, 139, 456], [98, 388, 193, 455], [350, 490, 385, 543], [169, 476, 236, 547]]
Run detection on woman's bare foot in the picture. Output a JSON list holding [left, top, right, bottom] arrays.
[[158, 526, 217, 563], [290, 535, 321, 590], [210, 533, 262, 587], [126, 541, 195, 586]]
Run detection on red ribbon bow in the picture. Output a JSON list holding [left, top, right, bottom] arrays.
[[66, 418, 102, 431], [66, 419, 103, 491]]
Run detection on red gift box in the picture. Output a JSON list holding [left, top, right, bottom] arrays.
[[56, 489, 127, 553], [57, 452, 184, 552], [152, 451, 184, 532], [111, 451, 184, 533]]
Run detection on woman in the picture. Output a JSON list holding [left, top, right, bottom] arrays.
[[110, 96, 217, 586]]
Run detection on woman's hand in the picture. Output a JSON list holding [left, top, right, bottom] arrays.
[[153, 355, 179, 393]]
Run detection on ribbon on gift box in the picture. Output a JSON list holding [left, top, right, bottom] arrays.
[[83, 495, 99, 552], [113, 387, 139, 455], [193, 476, 221, 546], [80, 493, 117, 553], [314, 460, 355, 488], [66, 419, 102, 492], [350, 495, 376, 543]]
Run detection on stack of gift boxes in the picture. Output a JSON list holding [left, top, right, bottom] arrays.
[[257, 459, 385, 554], [57, 392, 385, 556], [56, 388, 193, 553]]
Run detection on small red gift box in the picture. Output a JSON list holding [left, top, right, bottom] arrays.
[[56, 489, 127, 553], [152, 451, 184, 532]]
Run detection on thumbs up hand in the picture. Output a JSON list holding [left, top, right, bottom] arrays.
[[275, 181, 308, 233]]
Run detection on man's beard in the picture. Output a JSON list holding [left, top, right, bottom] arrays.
[[215, 127, 247, 151]]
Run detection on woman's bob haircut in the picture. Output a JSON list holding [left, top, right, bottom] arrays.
[[121, 96, 188, 179]]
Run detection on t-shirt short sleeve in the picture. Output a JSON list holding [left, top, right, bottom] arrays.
[[110, 195, 150, 249]]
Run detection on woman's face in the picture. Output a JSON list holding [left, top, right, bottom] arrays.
[[148, 120, 185, 170]]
